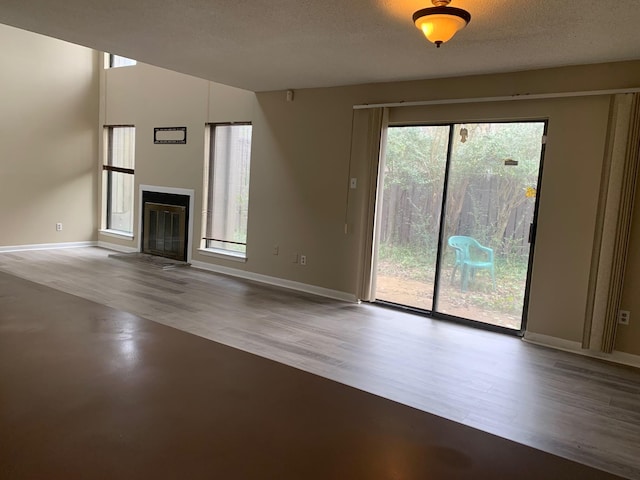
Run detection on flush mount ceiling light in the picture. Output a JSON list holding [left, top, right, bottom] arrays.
[[413, 0, 471, 48]]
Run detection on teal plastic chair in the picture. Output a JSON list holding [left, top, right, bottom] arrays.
[[447, 236, 496, 291]]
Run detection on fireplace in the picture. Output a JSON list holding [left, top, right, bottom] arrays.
[[141, 189, 191, 262]]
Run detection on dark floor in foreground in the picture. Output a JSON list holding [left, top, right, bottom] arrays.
[[0, 271, 625, 479]]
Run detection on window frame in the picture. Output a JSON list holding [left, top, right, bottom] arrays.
[[103, 125, 136, 234], [201, 122, 253, 259]]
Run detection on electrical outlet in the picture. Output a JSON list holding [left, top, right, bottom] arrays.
[[618, 310, 630, 325], [300, 255, 307, 266], [272, 245, 279, 255], [56, 223, 63, 232]]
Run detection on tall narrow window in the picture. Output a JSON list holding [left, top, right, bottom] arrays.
[[104, 126, 135, 234], [204, 123, 252, 255]]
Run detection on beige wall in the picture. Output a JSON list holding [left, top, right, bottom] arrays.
[[98, 64, 254, 251], [619, 162, 640, 355], [2, 24, 639, 356], [2, 25, 638, 357], [388, 97, 611, 343], [0, 25, 99, 246], [253, 64, 640, 353], [100, 59, 640, 355], [1, 25, 640, 356]]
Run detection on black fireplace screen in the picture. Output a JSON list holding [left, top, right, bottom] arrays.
[[143, 202, 186, 261]]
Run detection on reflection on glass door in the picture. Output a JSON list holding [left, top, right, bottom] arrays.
[[375, 121, 546, 331]]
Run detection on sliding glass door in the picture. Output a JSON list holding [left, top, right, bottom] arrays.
[[375, 125, 449, 311], [374, 121, 546, 332]]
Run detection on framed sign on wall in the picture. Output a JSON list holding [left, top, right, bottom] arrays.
[[154, 127, 187, 144]]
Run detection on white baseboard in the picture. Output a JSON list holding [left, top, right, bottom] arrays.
[[523, 331, 640, 369], [191, 260, 358, 303], [522, 332, 582, 352], [97, 241, 139, 254], [0, 241, 96, 253]]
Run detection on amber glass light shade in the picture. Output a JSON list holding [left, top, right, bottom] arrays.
[[413, 6, 471, 47]]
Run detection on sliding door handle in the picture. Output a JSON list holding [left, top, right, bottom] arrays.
[[528, 223, 535, 244]]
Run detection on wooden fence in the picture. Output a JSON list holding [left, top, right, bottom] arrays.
[[379, 174, 536, 258]]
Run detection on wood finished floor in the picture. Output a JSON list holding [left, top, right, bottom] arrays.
[[1, 247, 639, 479], [3, 272, 626, 479]]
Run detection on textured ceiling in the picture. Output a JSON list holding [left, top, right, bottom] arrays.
[[0, 0, 639, 92]]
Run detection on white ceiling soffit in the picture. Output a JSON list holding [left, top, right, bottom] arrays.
[[0, 0, 639, 92]]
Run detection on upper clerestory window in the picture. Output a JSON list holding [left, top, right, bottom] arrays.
[[105, 53, 137, 69]]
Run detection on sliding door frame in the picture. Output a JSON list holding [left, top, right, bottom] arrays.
[[373, 119, 549, 337]]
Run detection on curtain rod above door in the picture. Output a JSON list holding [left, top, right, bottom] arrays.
[[352, 88, 640, 110]]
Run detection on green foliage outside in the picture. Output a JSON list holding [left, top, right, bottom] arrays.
[[378, 122, 544, 316]]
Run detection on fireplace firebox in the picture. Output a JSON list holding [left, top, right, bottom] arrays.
[[141, 191, 190, 261]]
